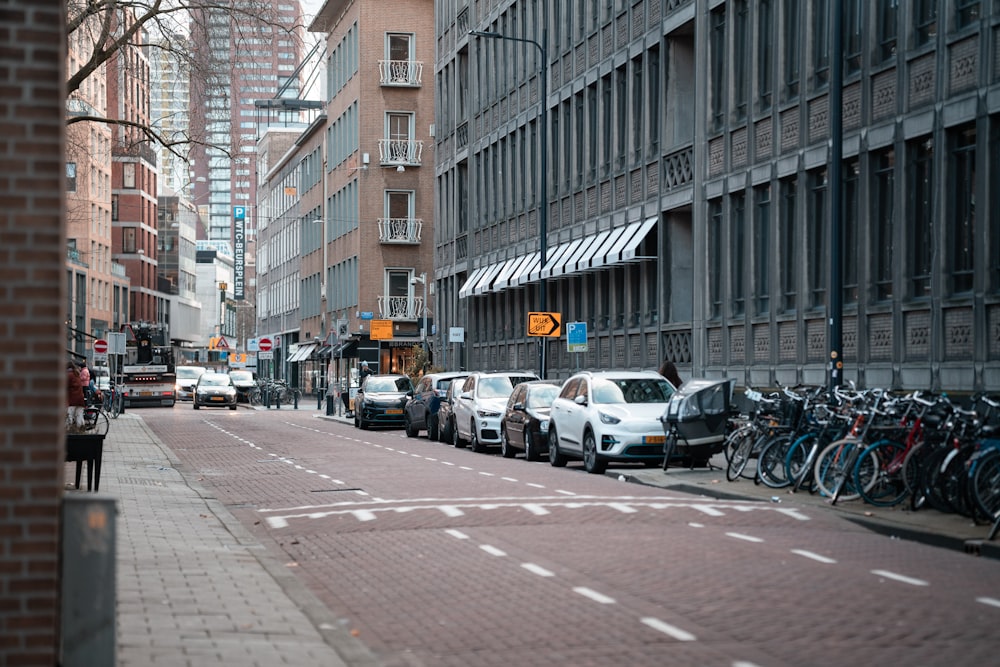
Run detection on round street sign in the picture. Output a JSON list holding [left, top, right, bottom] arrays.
[[258, 337, 272, 352], [93, 339, 108, 355]]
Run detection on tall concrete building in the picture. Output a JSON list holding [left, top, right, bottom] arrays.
[[435, 1, 1000, 392], [149, 30, 193, 196], [188, 0, 306, 248]]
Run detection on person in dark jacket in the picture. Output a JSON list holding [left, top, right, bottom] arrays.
[[658, 359, 683, 388], [66, 362, 87, 430]]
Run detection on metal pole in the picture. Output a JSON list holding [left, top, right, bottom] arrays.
[[828, 0, 843, 390]]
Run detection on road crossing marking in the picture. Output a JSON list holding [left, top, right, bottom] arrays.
[[439, 506, 465, 517], [791, 549, 837, 564], [641, 617, 697, 642], [444, 529, 468, 540], [871, 569, 929, 586]]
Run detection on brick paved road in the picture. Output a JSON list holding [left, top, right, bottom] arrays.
[[147, 407, 1000, 667]]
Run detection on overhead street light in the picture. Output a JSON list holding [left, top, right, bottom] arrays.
[[469, 28, 549, 378]]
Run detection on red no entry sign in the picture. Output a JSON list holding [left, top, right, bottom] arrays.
[[94, 339, 108, 355], [258, 337, 272, 352]]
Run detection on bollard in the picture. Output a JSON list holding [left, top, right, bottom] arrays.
[[317, 390, 323, 410], [326, 393, 335, 416], [293, 391, 298, 409], [264, 387, 270, 409], [275, 392, 281, 409]]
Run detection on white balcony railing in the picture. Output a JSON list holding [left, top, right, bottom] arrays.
[[378, 139, 423, 166], [378, 60, 423, 86], [377, 218, 422, 244], [378, 295, 422, 320]]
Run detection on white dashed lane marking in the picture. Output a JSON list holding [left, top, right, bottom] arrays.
[[521, 563, 554, 577], [791, 549, 837, 564], [726, 532, 765, 543], [573, 587, 616, 604], [641, 617, 697, 642], [871, 570, 929, 586]]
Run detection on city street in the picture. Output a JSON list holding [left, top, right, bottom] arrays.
[[145, 406, 1000, 667]]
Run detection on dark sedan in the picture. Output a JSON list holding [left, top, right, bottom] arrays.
[[435, 378, 465, 444], [354, 374, 414, 429], [499, 380, 562, 461], [404, 371, 469, 440]]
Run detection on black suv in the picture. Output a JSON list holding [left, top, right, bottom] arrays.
[[354, 374, 414, 429], [404, 371, 469, 440]]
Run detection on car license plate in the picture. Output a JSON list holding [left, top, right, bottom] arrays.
[[385, 409, 403, 415], [210, 396, 224, 402], [140, 391, 153, 396], [644, 435, 665, 444]]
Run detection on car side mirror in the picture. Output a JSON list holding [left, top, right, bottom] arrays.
[[460, 391, 472, 400], [574, 395, 588, 406], [513, 402, 525, 411]]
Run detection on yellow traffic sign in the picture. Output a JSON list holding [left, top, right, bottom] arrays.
[[370, 319, 393, 340], [527, 312, 562, 337]]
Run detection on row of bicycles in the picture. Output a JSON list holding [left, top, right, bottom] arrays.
[[723, 383, 1000, 535], [245, 378, 301, 407], [74, 382, 125, 436]]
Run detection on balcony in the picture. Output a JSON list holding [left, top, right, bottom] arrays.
[[378, 139, 423, 166], [378, 295, 422, 320], [378, 218, 422, 244], [378, 60, 423, 86]]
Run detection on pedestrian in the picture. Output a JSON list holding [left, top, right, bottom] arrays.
[[359, 360, 373, 382], [66, 361, 87, 431], [658, 359, 683, 387], [79, 362, 95, 403]]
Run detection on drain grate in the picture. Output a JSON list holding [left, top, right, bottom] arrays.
[[116, 477, 167, 486]]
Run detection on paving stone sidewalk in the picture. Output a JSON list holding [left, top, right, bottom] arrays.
[[65, 412, 380, 667]]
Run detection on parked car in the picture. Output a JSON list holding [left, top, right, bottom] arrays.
[[193, 372, 238, 410], [451, 371, 540, 452], [435, 378, 466, 444], [175, 365, 207, 401], [354, 374, 414, 429], [500, 380, 563, 461], [404, 371, 469, 440], [228, 369, 257, 403], [548, 370, 676, 474]]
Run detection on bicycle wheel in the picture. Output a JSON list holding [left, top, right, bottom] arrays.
[[855, 440, 909, 507], [785, 432, 822, 492], [110, 392, 122, 418], [971, 449, 1000, 520], [756, 434, 793, 489], [726, 429, 758, 481], [82, 407, 109, 436], [814, 438, 868, 501]]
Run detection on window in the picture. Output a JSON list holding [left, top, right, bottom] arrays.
[[782, 0, 800, 101], [385, 190, 413, 220], [111, 195, 118, 221], [734, 0, 749, 121], [647, 46, 660, 152], [956, 1, 980, 29], [807, 169, 827, 308], [754, 186, 771, 316], [872, 149, 895, 302], [811, 0, 829, 89], [843, 0, 862, 75], [386, 33, 412, 61], [731, 193, 746, 317], [601, 74, 612, 175], [709, 199, 723, 320], [909, 137, 934, 298], [757, 0, 773, 112], [949, 125, 976, 294], [779, 178, 797, 313], [631, 55, 643, 162], [875, 0, 897, 63], [615, 64, 627, 168], [66, 162, 77, 192], [710, 7, 726, 132], [123, 227, 136, 253], [123, 162, 136, 188], [914, 0, 937, 47]]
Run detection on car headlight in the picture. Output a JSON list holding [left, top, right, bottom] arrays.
[[538, 419, 549, 431], [477, 409, 501, 418], [598, 411, 620, 425]]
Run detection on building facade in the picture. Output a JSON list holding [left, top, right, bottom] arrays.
[[303, 0, 436, 377], [157, 189, 204, 346], [435, 0, 1000, 392]]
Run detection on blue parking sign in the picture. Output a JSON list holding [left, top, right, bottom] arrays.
[[567, 321, 588, 352]]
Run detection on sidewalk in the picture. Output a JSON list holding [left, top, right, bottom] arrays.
[[65, 412, 380, 667]]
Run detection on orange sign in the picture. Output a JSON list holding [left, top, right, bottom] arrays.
[[370, 319, 393, 340]]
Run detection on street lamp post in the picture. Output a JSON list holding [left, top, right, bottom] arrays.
[[470, 28, 548, 379], [412, 272, 429, 365]]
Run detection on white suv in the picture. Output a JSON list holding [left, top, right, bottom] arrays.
[[451, 371, 539, 452], [548, 370, 676, 474]]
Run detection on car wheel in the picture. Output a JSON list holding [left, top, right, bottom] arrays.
[[404, 414, 418, 438], [438, 416, 451, 443], [229, 404, 237, 411], [471, 422, 485, 453], [427, 414, 439, 441], [193, 401, 199, 410], [359, 415, 369, 430], [548, 428, 567, 467], [500, 427, 515, 458], [524, 431, 538, 462], [452, 419, 466, 448], [582, 430, 606, 475], [354, 413, 360, 428]]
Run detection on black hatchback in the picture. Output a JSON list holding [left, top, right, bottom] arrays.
[[499, 380, 562, 461], [354, 374, 414, 429]]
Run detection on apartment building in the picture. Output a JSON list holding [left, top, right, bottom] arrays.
[[297, 0, 436, 377], [434, 0, 1000, 392]]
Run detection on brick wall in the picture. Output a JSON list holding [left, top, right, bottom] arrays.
[[0, 2, 67, 665]]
